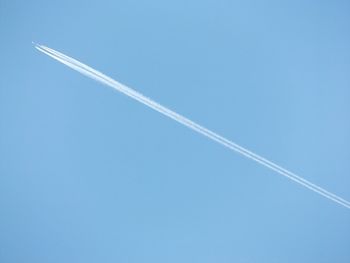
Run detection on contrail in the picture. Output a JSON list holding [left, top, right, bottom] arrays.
[[34, 43, 350, 210]]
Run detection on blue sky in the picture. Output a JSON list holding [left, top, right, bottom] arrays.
[[1, 0, 350, 262]]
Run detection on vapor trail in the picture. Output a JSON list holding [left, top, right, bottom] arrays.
[[34, 43, 350, 209]]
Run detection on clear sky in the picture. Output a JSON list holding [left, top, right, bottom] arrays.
[[1, 0, 350, 262]]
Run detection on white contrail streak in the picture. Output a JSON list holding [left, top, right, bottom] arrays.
[[34, 43, 350, 210]]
